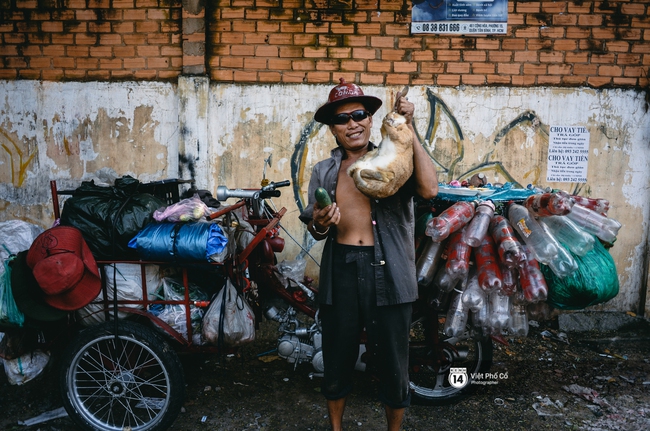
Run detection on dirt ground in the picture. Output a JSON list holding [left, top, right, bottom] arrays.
[[1, 315, 649, 431]]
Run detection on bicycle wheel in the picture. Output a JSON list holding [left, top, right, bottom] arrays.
[[409, 316, 493, 405], [59, 321, 185, 431]]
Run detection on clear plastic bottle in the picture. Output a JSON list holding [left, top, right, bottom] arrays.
[[537, 222, 579, 278], [523, 192, 574, 217], [462, 200, 495, 247], [415, 238, 445, 287], [487, 290, 510, 334], [539, 215, 595, 256], [508, 203, 558, 265], [499, 264, 518, 296], [565, 193, 610, 215], [444, 289, 470, 337], [566, 203, 621, 244], [518, 254, 549, 303], [445, 230, 472, 280], [474, 235, 503, 293], [471, 299, 490, 335], [508, 302, 529, 337], [426, 201, 476, 242], [489, 215, 527, 268], [433, 264, 461, 293], [461, 271, 486, 312]]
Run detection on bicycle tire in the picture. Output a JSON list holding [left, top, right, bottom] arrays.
[[409, 318, 493, 406], [59, 321, 185, 431]]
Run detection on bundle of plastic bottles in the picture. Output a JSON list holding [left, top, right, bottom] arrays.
[[417, 191, 621, 339]]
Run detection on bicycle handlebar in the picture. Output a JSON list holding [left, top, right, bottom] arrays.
[[216, 180, 291, 201]]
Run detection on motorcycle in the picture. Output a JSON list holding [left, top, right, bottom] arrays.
[[48, 171, 492, 431]]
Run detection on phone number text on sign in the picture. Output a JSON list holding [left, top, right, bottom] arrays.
[[546, 126, 590, 184], [411, 22, 506, 35]]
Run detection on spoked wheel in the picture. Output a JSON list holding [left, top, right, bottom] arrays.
[[409, 315, 493, 405], [59, 321, 185, 431]]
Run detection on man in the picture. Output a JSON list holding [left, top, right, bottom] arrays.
[[299, 79, 438, 431]]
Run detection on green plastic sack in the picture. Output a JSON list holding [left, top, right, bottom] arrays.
[[1, 256, 25, 327], [541, 237, 619, 310]]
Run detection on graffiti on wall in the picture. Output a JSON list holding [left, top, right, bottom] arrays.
[[0, 128, 36, 188]]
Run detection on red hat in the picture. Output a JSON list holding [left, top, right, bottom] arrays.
[[314, 78, 383, 124], [26, 226, 101, 311]]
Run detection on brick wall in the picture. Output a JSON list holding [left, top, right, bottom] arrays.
[[1, 0, 649, 88], [0, 0, 183, 80]]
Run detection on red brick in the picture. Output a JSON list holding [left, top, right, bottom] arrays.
[[368, 61, 391, 73], [279, 46, 303, 57], [562, 75, 587, 85], [578, 15, 603, 26], [306, 72, 331, 83], [421, 62, 445, 74], [631, 42, 650, 53], [542, 2, 566, 13], [523, 63, 547, 75], [221, 57, 243, 68], [257, 21, 279, 33], [540, 51, 564, 63], [621, 3, 646, 15], [212, 69, 234, 81], [381, 49, 406, 61], [268, 58, 291, 70], [53, 56, 72, 68], [75, 33, 98, 45], [515, 2, 540, 13], [340, 60, 365, 72], [369, 11, 394, 23], [359, 73, 385, 85], [511, 75, 537, 85], [370, 36, 396, 48], [489, 51, 513, 62], [567, 2, 591, 13], [411, 74, 435, 85], [268, 33, 293, 45], [385, 23, 410, 37], [259, 71, 283, 82], [553, 13, 577, 26], [537, 75, 562, 85], [598, 65, 622, 76], [486, 75, 511, 84], [230, 45, 255, 57], [100, 34, 123, 45], [463, 51, 486, 62], [292, 59, 315, 70], [574, 64, 598, 75], [540, 26, 565, 38], [471, 62, 495, 74], [591, 53, 616, 63], [566, 52, 589, 63], [566, 27, 591, 38], [256, 45, 279, 57], [554, 39, 578, 51], [304, 23, 328, 34], [352, 48, 377, 60], [398, 38, 423, 49], [244, 57, 268, 69], [437, 50, 461, 61], [221, 8, 245, 19], [280, 71, 307, 83], [0, 69, 17, 79], [316, 59, 339, 71], [90, 46, 112, 57], [41, 69, 64, 80], [475, 39, 500, 50], [501, 39, 526, 50], [385, 74, 410, 85], [437, 74, 460, 86], [394, 61, 417, 73], [328, 47, 352, 58], [124, 57, 146, 68], [513, 50, 539, 63], [548, 64, 572, 75], [412, 51, 433, 61], [67, 46, 89, 57], [623, 66, 646, 77], [113, 46, 135, 58], [514, 26, 540, 38], [357, 23, 381, 35], [29, 56, 51, 68], [41, 21, 63, 32], [508, 13, 525, 26], [461, 75, 487, 85], [447, 62, 470, 74], [587, 76, 612, 87], [592, 27, 617, 40], [304, 47, 328, 58], [612, 77, 637, 85], [64, 69, 89, 79], [331, 23, 355, 34], [497, 63, 521, 74], [295, 34, 316, 45], [18, 70, 42, 79]]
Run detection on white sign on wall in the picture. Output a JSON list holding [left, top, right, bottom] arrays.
[[546, 126, 590, 183]]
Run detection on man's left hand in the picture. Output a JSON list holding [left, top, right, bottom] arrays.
[[395, 95, 415, 125]]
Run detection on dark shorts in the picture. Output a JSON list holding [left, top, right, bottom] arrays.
[[319, 242, 412, 409]]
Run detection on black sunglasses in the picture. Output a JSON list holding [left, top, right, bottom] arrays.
[[330, 109, 371, 125]]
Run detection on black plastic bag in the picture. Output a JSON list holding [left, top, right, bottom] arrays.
[[60, 176, 165, 259], [541, 237, 619, 310]]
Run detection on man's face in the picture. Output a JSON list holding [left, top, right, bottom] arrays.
[[329, 102, 373, 152]]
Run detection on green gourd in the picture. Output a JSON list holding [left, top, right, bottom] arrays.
[[315, 187, 332, 207]]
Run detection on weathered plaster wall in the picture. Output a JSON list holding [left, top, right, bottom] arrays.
[[207, 84, 650, 314], [1, 80, 648, 315], [0, 81, 179, 226]]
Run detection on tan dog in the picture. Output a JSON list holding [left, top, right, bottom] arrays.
[[347, 110, 414, 199]]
